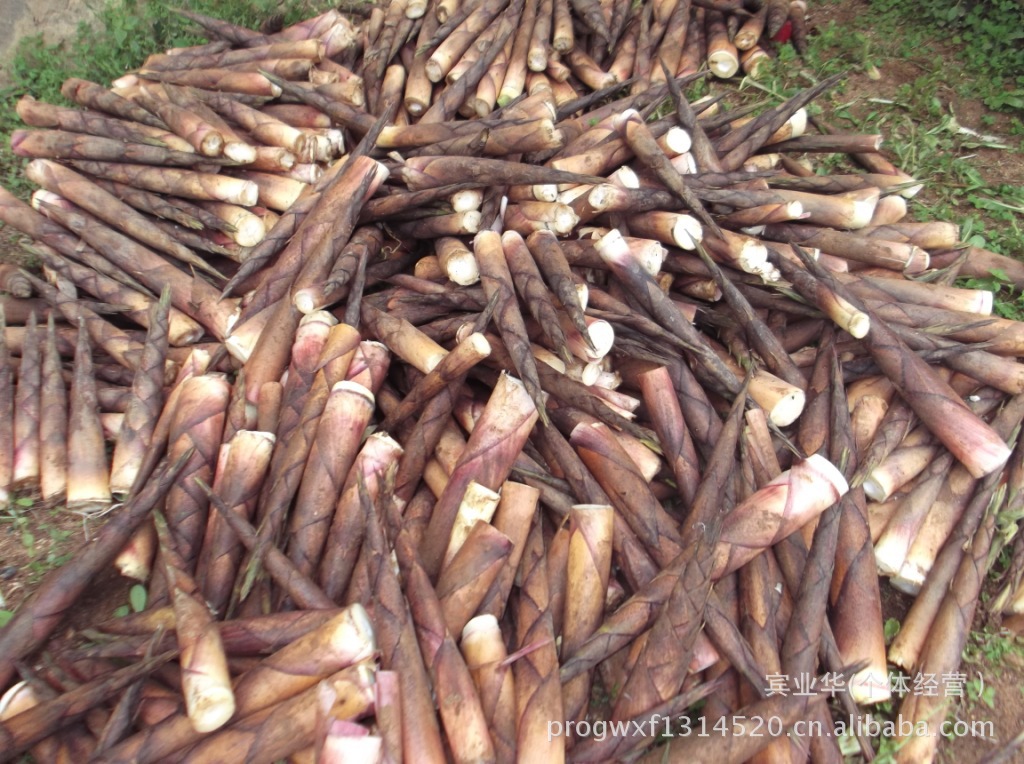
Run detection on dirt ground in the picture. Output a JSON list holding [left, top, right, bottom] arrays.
[[1, 0, 1024, 761]]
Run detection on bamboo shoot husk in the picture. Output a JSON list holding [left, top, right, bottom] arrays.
[[196, 429, 276, 615], [163, 374, 231, 571], [154, 509, 236, 735], [317, 433, 405, 603], [287, 381, 376, 580], [513, 516, 565, 763], [561, 503, 614, 728], [478, 481, 541, 618], [436, 519, 513, 637], [713, 454, 849, 578], [38, 315, 67, 503], [108, 289, 171, 495], [12, 312, 41, 489], [174, 664, 376, 764], [66, 321, 112, 512]]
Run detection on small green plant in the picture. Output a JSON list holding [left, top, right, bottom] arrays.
[[112, 583, 149, 618], [963, 625, 1024, 667], [25, 526, 74, 578], [799, 20, 883, 80], [945, 626, 1024, 719], [872, 733, 906, 764], [883, 617, 902, 645], [964, 674, 997, 709], [1, 498, 42, 553]]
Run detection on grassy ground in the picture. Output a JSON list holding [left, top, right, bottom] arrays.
[[1, 0, 1023, 760]]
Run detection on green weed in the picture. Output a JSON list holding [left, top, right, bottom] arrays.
[[963, 626, 1024, 668], [112, 583, 149, 618], [884, 617, 902, 645]]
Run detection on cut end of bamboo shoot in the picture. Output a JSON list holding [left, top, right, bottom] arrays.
[[115, 522, 156, 581], [461, 612, 500, 643], [187, 684, 236, 733], [671, 214, 704, 250], [0, 681, 34, 719], [436, 237, 479, 286], [609, 166, 638, 189], [532, 184, 559, 202], [734, 235, 768, 273], [660, 127, 692, 156], [708, 50, 740, 79], [847, 189, 881, 229], [803, 452, 850, 495], [959, 428, 1013, 479], [863, 470, 895, 504], [451, 189, 483, 213], [578, 319, 614, 362], [462, 331, 492, 359], [889, 566, 925, 595], [294, 290, 321, 315], [329, 603, 378, 665], [844, 309, 871, 339], [758, 377, 806, 428], [227, 213, 266, 248], [975, 290, 994, 315], [847, 668, 893, 705]]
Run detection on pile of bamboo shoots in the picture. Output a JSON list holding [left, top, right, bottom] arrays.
[[2, 0, 1024, 762]]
